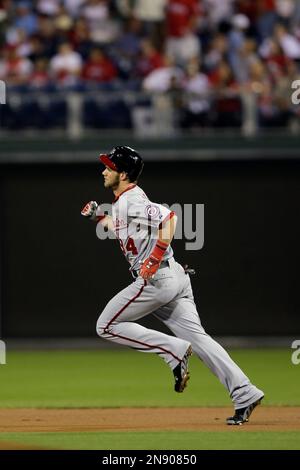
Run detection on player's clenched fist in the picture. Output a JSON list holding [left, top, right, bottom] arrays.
[[81, 201, 98, 221], [139, 240, 169, 279], [140, 255, 161, 280]]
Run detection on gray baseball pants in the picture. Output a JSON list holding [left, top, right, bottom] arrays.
[[96, 257, 263, 408]]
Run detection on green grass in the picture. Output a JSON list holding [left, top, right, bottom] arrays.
[[0, 349, 299, 450], [0, 431, 299, 450], [0, 349, 299, 408]]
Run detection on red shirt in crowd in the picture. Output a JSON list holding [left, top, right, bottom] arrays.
[[257, 0, 276, 13], [135, 51, 165, 78], [237, 0, 275, 23], [166, 0, 201, 38], [30, 70, 50, 87], [82, 55, 117, 82]]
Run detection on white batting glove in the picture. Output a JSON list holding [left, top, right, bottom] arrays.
[[81, 201, 99, 221]]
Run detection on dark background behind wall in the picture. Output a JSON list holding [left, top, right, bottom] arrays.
[[1, 159, 299, 337]]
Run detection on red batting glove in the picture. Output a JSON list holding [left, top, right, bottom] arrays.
[[139, 240, 169, 280], [81, 201, 105, 223], [81, 201, 98, 220], [140, 255, 161, 280]]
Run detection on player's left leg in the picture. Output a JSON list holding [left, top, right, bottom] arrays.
[[96, 276, 191, 371], [153, 286, 264, 411]]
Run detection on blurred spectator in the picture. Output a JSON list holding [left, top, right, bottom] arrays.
[[114, 16, 142, 57], [37, 0, 60, 17], [244, 59, 275, 127], [133, 0, 167, 48], [165, 0, 201, 65], [0, 44, 33, 85], [110, 16, 142, 80], [204, 33, 228, 71], [68, 17, 93, 59], [81, 47, 117, 83], [228, 13, 250, 81], [49, 42, 82, 86], [292, 0, 300, 28], [234, 37, 259, 83], [10, 28, 30, 56], [81, 0, 119, 44], [203, 0, 235, 30], [261, 38, 290, 82], [273, 22, 300, 59], [29, 57, 51, 89], [209, 60, 241, 127], [0, 0, 9, 28], [181, 57, 211, 128], [36, 15, 61, 58], [275, 0, 296, 26], [64, 0, 85, 18], [13, 1, 38, 36], [134, 39, 165, 78], [236, 0, 259, 25], [246, 59, 272, 97], [143, 56, 183, 92], [23, 35, 47, 62], [255, 0, 277, 41], [54, 4, 74, 33], [113, 0, 132, 19]]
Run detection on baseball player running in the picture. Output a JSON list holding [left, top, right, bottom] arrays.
[[81, 146, 264, 425]]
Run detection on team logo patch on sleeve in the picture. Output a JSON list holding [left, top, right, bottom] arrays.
[[145, 204, 160, 218]]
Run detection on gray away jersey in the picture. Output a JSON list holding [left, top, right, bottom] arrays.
[[111, 184, 174, 272]]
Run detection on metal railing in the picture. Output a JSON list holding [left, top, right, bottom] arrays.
[[0, 88, 298, 139]]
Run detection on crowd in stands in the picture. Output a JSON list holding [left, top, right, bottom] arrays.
[[0, 0, 300, 130]]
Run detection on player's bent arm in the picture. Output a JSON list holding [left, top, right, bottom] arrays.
[[158, 213, 177, 246], [81, 202, 114, 231], [150, 213, 177, 261], [139, 212, 177, 280]]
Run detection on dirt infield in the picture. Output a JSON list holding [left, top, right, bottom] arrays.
[[0, 407, 299, 433], [0, 441, 44, 450]]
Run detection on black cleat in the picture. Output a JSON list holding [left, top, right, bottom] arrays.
[[173, 346, 192, 393], [226, 396, 264, 425]]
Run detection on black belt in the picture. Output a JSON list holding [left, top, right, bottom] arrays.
[[131, 260, 195, 279]]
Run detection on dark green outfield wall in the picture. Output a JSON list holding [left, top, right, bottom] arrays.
[[1, 133, 300, 162], [0, 159, 299, 337]]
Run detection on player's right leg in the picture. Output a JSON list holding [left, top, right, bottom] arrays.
[[96, 277, 191, 371], [153, 271, 264, 412]]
